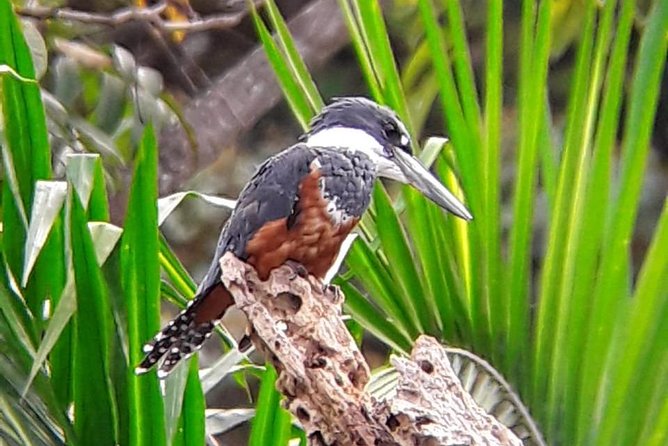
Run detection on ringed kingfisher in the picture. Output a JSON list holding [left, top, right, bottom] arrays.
[[136, 97, 472, 378]]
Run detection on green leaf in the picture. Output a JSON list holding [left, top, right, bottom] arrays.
[[263, 0, 324, 111], [249, 364, 292, 446], [158, 191, 236, 226], [0, 0, 53, 320], [171, 360, 205, 446], [70, 191, 119, 443], [507, 0, 551, 380], [250, 1, 315, 129], [21, 181, 67, 287], [159, 233, 197, 298], [120, 124, 166, 445], [595, 199, 668, 445], [372, 184, 431, 334], [575, 1, 668, 443], [338, 280, 411, 352]]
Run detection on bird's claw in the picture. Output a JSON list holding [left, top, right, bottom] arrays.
[[285, 260, 309, 279]]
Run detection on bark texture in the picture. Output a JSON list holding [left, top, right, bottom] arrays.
[[219, 252, 522, 445]]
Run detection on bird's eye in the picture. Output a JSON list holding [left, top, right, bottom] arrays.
[[383, 121, 410, 152], [383, 122, 401, 142]]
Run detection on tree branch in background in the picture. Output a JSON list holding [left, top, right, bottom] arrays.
[[220, 253, 522, 445], [16, 2, 250, 33], [157, 0, 348, 195]]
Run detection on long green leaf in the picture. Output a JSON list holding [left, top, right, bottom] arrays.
[[249, 364, 291, 446], [70, 191, 118, 443], [576, 2, 668, 442], [481, 0, 503, 361], [507, 0, 551, 384], [263, 0, 324, 111], [0, 0, 58, 328], [120, 124, 166, 445], [595, 198, 668, 445], [372, 185, 431, 334], [250, 1, 315, 129], [537, 1, 597, 434]]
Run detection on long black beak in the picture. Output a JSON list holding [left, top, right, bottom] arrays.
[[390, 146, 473, 220]]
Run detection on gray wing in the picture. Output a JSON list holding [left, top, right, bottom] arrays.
[[197, 143, 317, 296]]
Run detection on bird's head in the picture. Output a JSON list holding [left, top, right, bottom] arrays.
[[302, 97, 473, 220]]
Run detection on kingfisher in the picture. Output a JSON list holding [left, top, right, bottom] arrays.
[[136, 97, 472, 378]]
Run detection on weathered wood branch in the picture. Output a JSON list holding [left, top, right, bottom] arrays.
[[220, 253, 522, 445]]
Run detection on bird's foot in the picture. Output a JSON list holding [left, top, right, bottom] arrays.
[[321, 282, 343, 304], [285, 260, 309, 280]]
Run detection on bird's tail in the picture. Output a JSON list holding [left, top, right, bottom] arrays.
[[135, 283, 233, 378]]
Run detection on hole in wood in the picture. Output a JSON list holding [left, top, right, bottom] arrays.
[[386, 414, 400, 431], [275, 292, 303, 313], [296, 406, 311, 422], [419, 360, 434, 374]]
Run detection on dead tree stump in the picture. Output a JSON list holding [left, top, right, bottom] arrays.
[[220, 252, 522, 446]]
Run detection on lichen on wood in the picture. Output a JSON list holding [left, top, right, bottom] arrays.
[[219, 252, 521, 445]]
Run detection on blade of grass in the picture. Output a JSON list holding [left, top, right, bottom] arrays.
[[416, 0, 483, 351], [171, 360, 206, 446], [441, 0, 482, 131], [159, 233, 196, 297], [344, 238, 420, 339], [66, 154, 110, 221], [120, 124, 166, 445], [22, 223, 121, 398], [539, 0, 611, 436], [21, 181, 67, 287]]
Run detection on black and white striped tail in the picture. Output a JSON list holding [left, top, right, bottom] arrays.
[[134, 303, 214, 379]]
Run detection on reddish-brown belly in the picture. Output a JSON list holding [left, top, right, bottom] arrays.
[[245, 168, 357, 280]]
